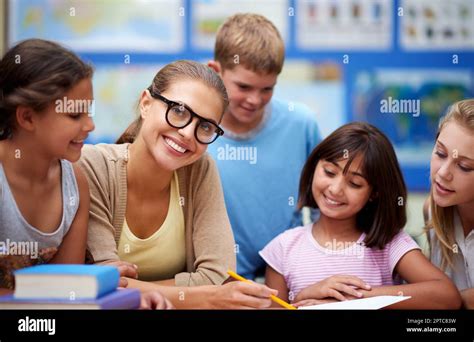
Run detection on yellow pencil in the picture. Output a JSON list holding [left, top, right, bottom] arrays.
[[227, 270, 296, 310]]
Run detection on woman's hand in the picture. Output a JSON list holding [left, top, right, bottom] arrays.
[[294, 275, 371, 302], [97, 260, 138, 288], [209, 281, 278, 309], [140, 290, 174, 310]]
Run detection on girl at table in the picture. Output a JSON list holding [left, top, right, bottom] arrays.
[[0, 39, 93, 290], [261, 122, 461, 309]]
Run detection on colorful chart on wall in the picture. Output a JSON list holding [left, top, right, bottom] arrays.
[[8, 0, 184, 52], [353, 69, 473, 167], [192, 0, 288, 50], [296, 0, 393, 50], [88, 64, 165, 144], [400, 0, 474, 50]]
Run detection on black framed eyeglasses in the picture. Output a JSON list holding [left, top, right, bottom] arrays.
[[147, 86, 224, 144]]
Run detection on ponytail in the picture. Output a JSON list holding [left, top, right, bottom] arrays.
[[116, 118, 142, 144]]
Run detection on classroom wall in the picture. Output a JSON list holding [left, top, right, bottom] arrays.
[[0, 0, 438, 249], [5, 0, 471, 193]]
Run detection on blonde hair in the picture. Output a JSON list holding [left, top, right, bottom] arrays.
[[427, 99, 474, 270], [116, 60, 228, 144], [214, 13, 285, 74]]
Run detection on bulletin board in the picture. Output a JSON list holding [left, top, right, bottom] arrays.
[[6, 0, 474, 191]]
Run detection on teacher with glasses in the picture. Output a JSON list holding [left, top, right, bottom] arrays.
[[79, 60, 277, 309]]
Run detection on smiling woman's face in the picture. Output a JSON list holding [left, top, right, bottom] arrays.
[[430, 121, 474, 208], [138, 79, 223, 172]]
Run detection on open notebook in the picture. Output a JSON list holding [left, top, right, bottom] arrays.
[[298, 296, 411, 310]]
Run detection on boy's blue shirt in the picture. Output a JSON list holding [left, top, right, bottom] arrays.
[[207, 98, 321, 279]]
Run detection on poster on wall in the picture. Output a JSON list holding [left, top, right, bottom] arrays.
[[276, 60, 344, 138], [353, 68, 473, 189], [400, 0, 474, 50], [296, 0, 393, 50], [88, 64, 165, 144], [192, 0, 288, 50], [8, 0, 185, 52]]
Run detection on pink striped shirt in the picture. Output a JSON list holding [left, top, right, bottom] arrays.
[[259, 224, 420, 301]]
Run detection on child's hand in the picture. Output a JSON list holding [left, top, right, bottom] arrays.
[[292, 298, 338, 308], [97, 260, 139, 288], [294, 275, 371, 302], [0, 288, 14, 296], [140, 290, 174, 310]]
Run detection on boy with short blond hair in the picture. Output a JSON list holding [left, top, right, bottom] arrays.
[[208, 13, 321, 279], [214, 13, 285, 74]]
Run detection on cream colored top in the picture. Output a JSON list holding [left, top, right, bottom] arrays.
[[118, 172, 185, 281], [79, 143, 236, 286]]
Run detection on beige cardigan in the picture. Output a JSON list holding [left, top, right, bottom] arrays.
[[78, 143, 236, 286]]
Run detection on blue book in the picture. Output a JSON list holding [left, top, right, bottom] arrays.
[[14, 265, 119, 299], [0, 289, 141, 310]]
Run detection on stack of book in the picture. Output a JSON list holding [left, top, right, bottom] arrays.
[[0, 264, 141, 309]]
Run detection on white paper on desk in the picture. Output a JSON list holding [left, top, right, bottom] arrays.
[[298, 296, 411, 310]]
